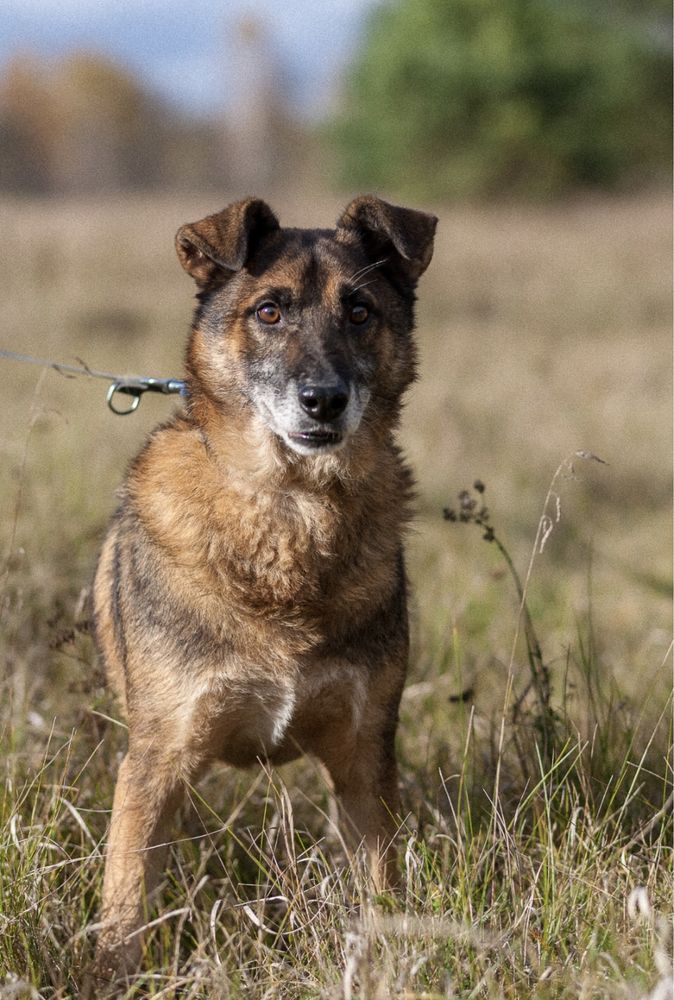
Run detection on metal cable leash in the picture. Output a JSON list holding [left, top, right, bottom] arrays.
[[0, 348, 186, 415]]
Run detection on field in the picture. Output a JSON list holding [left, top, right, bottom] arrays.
[[0, 189, 671, 998]]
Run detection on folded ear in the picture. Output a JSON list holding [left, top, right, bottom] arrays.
[[176, 197, 280, 288], [337, 195, 437, 284]]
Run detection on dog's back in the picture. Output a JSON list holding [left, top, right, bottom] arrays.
[[91, 195, 436, 987]]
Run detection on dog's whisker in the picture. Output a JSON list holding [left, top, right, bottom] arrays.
[[347, 262, 385, 286], [347, 257, 388, 285], [350, 278, 378, 295]]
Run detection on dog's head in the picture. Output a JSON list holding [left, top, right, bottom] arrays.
[[176, 196, 436, 464]]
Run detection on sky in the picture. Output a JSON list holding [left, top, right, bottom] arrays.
[[0, 0, 378, 117]]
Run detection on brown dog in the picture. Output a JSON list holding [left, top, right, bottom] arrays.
[[91, 195, 436, 982]]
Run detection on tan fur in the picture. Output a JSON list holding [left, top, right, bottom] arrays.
[[90, 195, 436, 988]]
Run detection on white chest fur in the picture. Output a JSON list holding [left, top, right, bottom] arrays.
[[187, 660, 368, 767]]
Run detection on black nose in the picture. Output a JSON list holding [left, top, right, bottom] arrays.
[[298, 383, 349, 422]]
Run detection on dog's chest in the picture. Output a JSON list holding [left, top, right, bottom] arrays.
[[200, 659, 367, 768], [219, 490, 348, 603]]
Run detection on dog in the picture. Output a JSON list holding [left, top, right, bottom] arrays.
[[91, 194, 437, 982]]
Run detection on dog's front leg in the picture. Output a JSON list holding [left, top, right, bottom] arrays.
[[332, 755, 400, 891], [321, 696, 403, 891], [92, 750, 187, 988]]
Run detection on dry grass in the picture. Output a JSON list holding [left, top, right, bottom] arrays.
[[0, 188, 671, 998]]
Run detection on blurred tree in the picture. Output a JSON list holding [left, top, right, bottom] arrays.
[[50, 54, 167, 193], [225, 14, 301, 191], [0, 52, 223, 194], [0, 56, 56, 192], [332, 0, 672, 199]]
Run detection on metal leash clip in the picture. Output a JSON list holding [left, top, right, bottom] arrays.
[[0, 346, 186, 416], [106, 377, 187, 415]]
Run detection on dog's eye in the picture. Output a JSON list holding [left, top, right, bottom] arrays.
[[256, 303, 281, 325], [349, 303, 370, 325]]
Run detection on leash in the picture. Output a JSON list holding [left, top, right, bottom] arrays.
[[0, 348, 186, 415]]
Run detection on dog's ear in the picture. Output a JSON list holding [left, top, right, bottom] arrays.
[[176, 197, 280, 288], [337, 195, 437, 284]]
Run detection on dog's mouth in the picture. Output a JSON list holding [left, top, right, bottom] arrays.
[[287, 429, 343, 450]]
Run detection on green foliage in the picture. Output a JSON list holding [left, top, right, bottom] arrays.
[[333, 0, 672, 199]]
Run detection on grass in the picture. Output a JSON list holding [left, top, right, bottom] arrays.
[[0, 187, 671, 997]]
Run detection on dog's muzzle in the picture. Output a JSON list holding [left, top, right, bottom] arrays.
[[253, 376, 367, 456], [288, 381, 349, 449]]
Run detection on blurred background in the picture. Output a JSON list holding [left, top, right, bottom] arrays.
[[1, 0, 671, 707], [0, 0, 671, 198], [0, 3, 671, 989]]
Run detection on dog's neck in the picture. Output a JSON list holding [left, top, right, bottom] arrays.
[[131, 390, 413, 614]]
